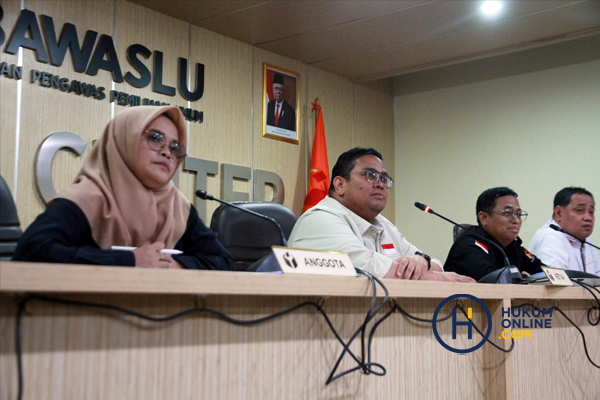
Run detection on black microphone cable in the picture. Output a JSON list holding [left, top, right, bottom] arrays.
[[365, 298, 515, 354], [325, 268, 391, 383], [13, 271, 396, 398], [14, 292, 385, 400], [394, 300, 454, 323], [454, 302, 516, 353], [552, 304, 600, 369], [365, 298, 455, 369], [573, 280, 600, 326], [511, 300, 599, 369]]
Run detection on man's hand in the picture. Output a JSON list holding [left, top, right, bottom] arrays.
[[422, 271, 476, 283], [384, 255, 429, 280], [133, 242, 178, 268]]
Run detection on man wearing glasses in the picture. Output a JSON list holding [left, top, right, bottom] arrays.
[[444, 187, 543, 281], [289, 148, 474, 282]]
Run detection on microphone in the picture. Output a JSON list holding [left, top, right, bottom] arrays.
[[549, 224, 600, 250], [195, 190, 287, 246], [414, 202, 512, 269], [196, 190, 213, 200]]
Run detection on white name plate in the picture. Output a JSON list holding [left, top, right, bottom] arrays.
[[541, 266, 573, 286], [271, 246, 357, 276]]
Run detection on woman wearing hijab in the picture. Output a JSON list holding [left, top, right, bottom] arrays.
[[13, 106, 233, 270]]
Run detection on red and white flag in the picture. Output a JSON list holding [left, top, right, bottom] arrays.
[[381, 243, 396, 255], [474, 240, 489, 254]]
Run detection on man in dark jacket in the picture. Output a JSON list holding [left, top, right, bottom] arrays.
[[444, 187, 543, 281], [266, 73, 296, 131]]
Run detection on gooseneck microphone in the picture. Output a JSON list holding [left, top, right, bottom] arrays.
[[414, 202, 512, 269], [196, 190, 287, 246], [549, 224, 600, 251]]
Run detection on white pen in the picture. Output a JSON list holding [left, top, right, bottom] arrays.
[[159, 249, 184, 255], [111, 246, 183, 255]]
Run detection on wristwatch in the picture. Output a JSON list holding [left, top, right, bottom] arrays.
[[415, 251, 431, 270]]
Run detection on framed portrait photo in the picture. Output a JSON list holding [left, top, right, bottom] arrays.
[[262, 64, 300, 144]]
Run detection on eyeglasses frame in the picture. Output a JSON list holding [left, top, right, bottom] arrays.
[[488, 209, 528, 222], [142, 129, 187, 160]]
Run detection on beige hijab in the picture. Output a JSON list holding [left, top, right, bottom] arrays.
[[57, 106, 190, 249]]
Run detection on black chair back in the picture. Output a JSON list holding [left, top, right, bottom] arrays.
[[453, 223, 474, 242], [0, 176, 23, 260], [210, 202, 297, 271]]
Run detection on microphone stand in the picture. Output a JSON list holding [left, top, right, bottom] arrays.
[[414, 202, 511, 268], [550, 224, 600, 251]]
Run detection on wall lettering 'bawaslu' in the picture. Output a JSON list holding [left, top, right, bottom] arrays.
[[1, 7, 205, 103]]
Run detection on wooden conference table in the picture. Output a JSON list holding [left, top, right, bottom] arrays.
[[0, 261, 598, 399]]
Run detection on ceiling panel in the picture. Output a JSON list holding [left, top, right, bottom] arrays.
[[193, 1, 427, 45], [257, 1, 581, 63], [129, 0, 600, 81], [311, 1, 600, 80], [127, 0, 267, 23]]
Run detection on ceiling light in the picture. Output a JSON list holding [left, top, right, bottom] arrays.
[[481, 1, 502, 15]]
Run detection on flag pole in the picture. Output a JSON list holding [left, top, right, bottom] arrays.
[[313, 97, 320, 128]]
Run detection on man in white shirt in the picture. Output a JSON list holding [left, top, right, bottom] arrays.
[[289, 147, 474, 282], [530, 187, 599, 276]]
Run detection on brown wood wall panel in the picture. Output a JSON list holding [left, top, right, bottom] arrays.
[[185, 25, 253, 220], [3, 264, 599, 399], [0, 294, 500, 400], [252, 48, 308, 216], [113, 0, 189, 112], [1, 0, 396, 230], [353, 81, 395, 223], [510, 300, 600, 399], [305, 66, 353, 183], [0, 0, 21, 193], [15, 0, 115, 227], [4, 291, 597, 399]]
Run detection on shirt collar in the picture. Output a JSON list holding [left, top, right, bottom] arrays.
[[329, 197, 383, 236], [548, 219, 581, 246]]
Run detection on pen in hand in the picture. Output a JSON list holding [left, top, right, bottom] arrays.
[[111, 246, 184, 255]]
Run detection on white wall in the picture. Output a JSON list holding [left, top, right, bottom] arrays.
[[394, 60, 600, 264]]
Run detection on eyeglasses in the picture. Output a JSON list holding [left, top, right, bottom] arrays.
[[143, 130, 186, 159], [489, 209, 528, 222], [364, 170, 394, 189]]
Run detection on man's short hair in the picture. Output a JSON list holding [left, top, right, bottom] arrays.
[[553, 187, 594, 212], [329, 148, 382, 196], [476, 187, 518, 223]]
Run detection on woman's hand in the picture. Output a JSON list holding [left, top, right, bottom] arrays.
[[133, 242, 178, 268]]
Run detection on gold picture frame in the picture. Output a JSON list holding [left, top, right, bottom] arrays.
[[262, 63, 300, 144]]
